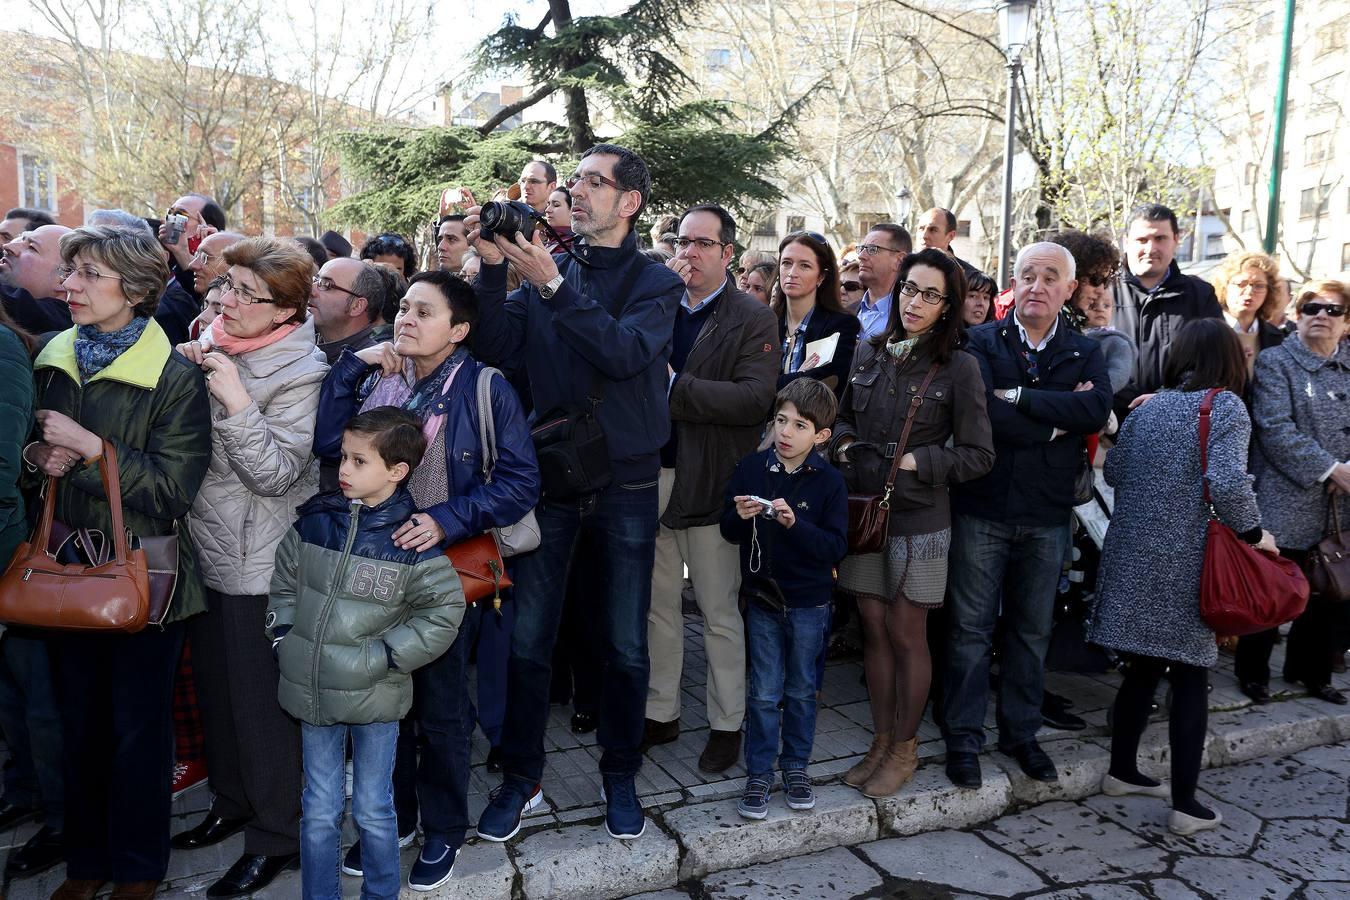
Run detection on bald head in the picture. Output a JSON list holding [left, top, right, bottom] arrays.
[[188, 231, 244, 294], [916, 208, 958, 253], [0, 224, 73, 297]]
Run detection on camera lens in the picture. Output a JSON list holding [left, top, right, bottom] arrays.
[[479, 201, 535, 244]]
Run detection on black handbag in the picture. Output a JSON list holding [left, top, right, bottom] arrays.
[[739, 572, 787, 614], [528, 255, 647, 501]]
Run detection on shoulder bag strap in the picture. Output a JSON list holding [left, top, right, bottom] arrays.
[[879, 363, 942, 508], [1198, 387, 1220, 512], [476, 366, 502, 483]]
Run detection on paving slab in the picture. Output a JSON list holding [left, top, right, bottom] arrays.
[[1303, 883, 1350, 900], [699, 846, 883, 899], [515, 818, 678, 900], [856, 830, 1046, 897], [1201, 755, 1349, 819], [665, 784, 877, 879], [1207, 698, 1336, 765], [1288, 740, 1350, 775], [1027, 887, 1146, 900], [1252, 818, 1350, 881], [1083, 791, 1263, 857], [1127, 878, 1204, 900], [416, 841, 515, 900], [1170, 855, 1300, 899], [875, 764, 1012, 836], [979, 801, 1169, 885], [995, 738, 1112, 804]]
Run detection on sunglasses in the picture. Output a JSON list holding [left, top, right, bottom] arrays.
[[841, 280, 863, 292], [1082, 271, 1119, 287], [1302, 302, 1347, 318], [788, 230, 828, 245]]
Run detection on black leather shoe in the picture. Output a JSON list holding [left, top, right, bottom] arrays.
[[640, 717, 679, 752], [170, 812, 249, 850], [1041, 693, 1087, 731], [5, 824, 64, 877], [571, 711, 597, 734], [486, 745, 503, 773], [0, 799, 38, 832], [697, 729, 742, 773], [1004, 741, 1059, 782], [206, 852, 299, 898], [1308, 683, 1349, 705], [1240, 681, 1272, 704], [945, 751, 982, 788]]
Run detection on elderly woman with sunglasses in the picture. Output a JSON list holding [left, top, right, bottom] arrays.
[[1235, 280, 1350, 708], [171, 238, 329, 898]]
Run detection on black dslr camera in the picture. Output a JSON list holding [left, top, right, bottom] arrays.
[[478, 200, 538, 243]]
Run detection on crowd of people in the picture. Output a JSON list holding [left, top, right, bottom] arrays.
[[0, 143, 1345, 900]]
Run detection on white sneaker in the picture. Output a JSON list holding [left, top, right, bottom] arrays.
[[1101, 773, 1170, 800], [1168, 808, 1223, 836]]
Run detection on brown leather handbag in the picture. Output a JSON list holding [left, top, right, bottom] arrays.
[[444, 531, 513, 610], [846, 363, 941, 554], [0, 441, 175, 632], [1306, 496, 1350, 603]]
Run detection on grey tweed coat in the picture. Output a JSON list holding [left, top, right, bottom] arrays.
[[1088, 389, 1261, 667], [1250, 335, 1350, 551]]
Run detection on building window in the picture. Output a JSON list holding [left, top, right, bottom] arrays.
[[1243, 163, 1258, 186], [1342, 242, 1350, 272], [1296, 239, 1319, 265], [1315, 18, 1347, 58], [1204, 233, 1226, 260], [752, 215, 778, 237], [1305, 131, 1334, 166], [1240, 210, 1254, 233], [704, 48, 732, 71], [786, 215, 806, 234], [1311, 74, 1342, 116], [295, 185, 316, 213], [19, 154, 55, 212], [956, 219, 972, 237], [1300, 185, 1333, 218]]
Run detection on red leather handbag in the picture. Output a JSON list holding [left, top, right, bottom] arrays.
[[1196, 389, 1309, 636]]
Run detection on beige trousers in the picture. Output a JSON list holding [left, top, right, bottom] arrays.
[[646, 468, 746, 730]]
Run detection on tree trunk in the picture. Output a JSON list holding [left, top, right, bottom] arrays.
[[548, 0, 596, 153]]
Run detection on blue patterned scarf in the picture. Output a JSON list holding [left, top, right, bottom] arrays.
[[74, 315, 148, 382]]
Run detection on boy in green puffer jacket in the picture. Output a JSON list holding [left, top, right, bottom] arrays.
[[266, 407, 464, 900]]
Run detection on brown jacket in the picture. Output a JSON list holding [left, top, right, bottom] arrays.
[[663, 286, 781, 529], [831, 339, 994, 536]]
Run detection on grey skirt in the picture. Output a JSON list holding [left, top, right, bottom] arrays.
[[837, 529, 952, 608]]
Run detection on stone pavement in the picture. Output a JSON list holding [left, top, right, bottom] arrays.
[[2, 618, 1348, 898], [659, 740, 1350, 899]]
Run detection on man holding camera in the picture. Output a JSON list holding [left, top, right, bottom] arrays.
[[467, 144, 682, 844]]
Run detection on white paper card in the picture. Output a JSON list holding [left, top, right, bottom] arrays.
[[802, 332, 839, 369]]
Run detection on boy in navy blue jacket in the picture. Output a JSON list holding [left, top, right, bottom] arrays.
[[720, 379, 848, 820]]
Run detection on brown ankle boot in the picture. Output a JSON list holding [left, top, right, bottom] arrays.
[[109, 882, 160, 900], [861, 736, 919, 798], [50, 881, 107, 900], [843, 731, 893, 788]]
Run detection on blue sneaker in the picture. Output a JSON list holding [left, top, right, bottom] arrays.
[[407, 838, 456, 892], [476, 781, 545, 842], [599, 774, 645, 839], [737, 777, 772, 820], [783, 769, 815, 810], [341, 829, 416, 876]]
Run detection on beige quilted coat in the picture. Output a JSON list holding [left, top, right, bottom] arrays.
[[188, 320, 329, 596]]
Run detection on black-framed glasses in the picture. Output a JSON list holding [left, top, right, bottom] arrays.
[[1082, 270, 1119, 287], [673, 237, 729, 252], [313, 275, 359, 298], [1302, 302, 1347, 318], [895, 280, 947, 305], [57, 264, 123, 283], [221, 274, 276, 305], [857, 243, 902, 257], [564, 171, 623, 191]]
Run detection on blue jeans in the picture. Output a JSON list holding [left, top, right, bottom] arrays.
[[942, 513, 1070, 754], [500, 481, 659, 784], [301, 721, 399, 900], [392, 600, 482, 846], [744, 603, 831, 778], [0, 632, 63, 829], [475, 596, 513, 744]]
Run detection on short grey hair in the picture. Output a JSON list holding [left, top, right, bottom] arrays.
[[60, 225, 170, 316], [1013, 241, 1077, 281], [86, 209, 153, 235], [351, 261, 388, 324]]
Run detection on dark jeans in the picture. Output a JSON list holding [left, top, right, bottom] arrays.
[[744, 603, 830, 777], [500, 481, 659, 785], [0, 631, 64, 829], [550, 532, 603, 716], [53, 622, 184, 882], [476, 595, 513, 744], [392, 599, 482, 848], [1235, 548, 1347, 689], [943, 513, 1069, 754]]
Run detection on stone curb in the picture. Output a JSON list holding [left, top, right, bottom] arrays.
[[413, 698, 1349, 899]]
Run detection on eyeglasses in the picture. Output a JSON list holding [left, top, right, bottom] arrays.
[[841, 280, 863, 292], [191, 249, 220, 266], [221, 274, 276, 305], [57, 264, 123, 283], [1082, 271, 1119, 287], [165, 206, 194, 219], [1230, 279, 1268, 293], [313, 275, 359, 298], [564, 171, 623, 191], [857, 243, 902, 257], [519, 177, 549, 186], [1301, 302, 1347, 318], [673, 237, 729, 252], [895, 280, 947, 305]]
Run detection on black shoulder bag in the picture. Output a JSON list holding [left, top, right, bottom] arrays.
[[529, 254, 648, 500]]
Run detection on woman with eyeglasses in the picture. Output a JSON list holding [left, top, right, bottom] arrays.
[[1211, 250, 1287, 377], [170, 238, 329, 898], [830, 248, 994, 799], [26, 226, 211, 897], [772, 231, 860, 396], [1052, 231, 1137, 397], [1235, 280, 1350, 709], [361, 232, 418, 280]]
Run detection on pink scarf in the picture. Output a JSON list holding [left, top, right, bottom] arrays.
[[203, 318, 301, 356], [360, 356, 463, 449]]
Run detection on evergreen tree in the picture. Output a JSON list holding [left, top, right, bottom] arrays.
[[332, 0, 795, 237]]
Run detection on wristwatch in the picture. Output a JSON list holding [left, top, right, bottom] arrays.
[[538, 274, 565, 299], [1001, 387, 1022, 405]]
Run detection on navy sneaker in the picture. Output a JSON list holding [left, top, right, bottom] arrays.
[[599, 774, 645, 839], [407, 838, 456, 892], [783, 769, 815, 810], [737, 777, 772, 820], [340, 830, 416, 876], [476, 781, 545, 842]]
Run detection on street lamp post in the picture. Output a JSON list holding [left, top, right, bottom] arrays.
[[996, 0, 1036, 288], [895, 188, 913, 230]]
